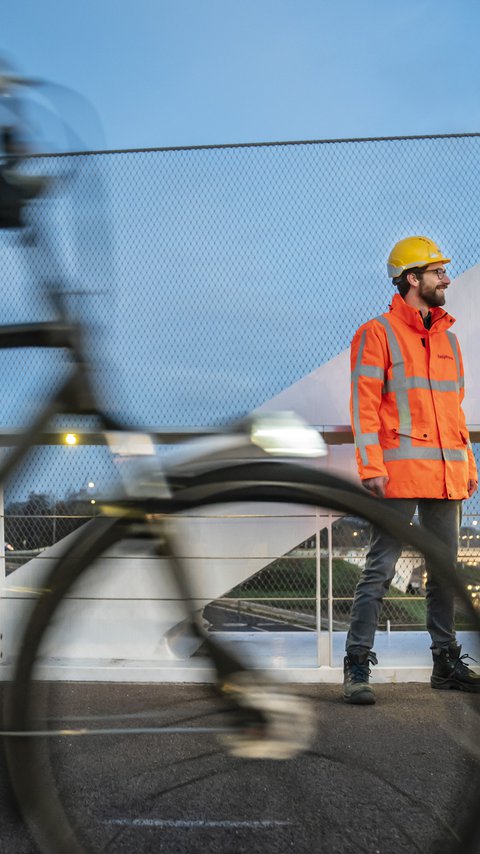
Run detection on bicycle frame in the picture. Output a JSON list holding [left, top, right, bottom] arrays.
[[0, 320, 120, 485], [0, 318, 264, 684]]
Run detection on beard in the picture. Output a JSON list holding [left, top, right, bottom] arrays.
[[418, 283, 446, 308]]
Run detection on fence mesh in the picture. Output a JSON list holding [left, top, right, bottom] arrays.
[[2, 133, 480, 631], [214, 512, 480, 634]]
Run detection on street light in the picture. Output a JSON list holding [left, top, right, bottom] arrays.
[[86, 480, 96, 510]]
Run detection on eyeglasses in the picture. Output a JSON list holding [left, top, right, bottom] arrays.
[[424, 267, 449, 281]]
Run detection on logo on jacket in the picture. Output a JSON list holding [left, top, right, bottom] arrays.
[[437, 354, 454, 360]]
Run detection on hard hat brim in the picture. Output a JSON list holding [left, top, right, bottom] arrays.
[[387, 257, 451, 278]]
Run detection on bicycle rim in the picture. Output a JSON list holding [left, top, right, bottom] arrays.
[[3, 516, 232, 853]]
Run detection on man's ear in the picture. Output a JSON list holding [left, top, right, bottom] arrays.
[[406, 271, 418, 288]]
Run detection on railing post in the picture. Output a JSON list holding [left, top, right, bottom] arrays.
[[328, 513, 333, 667], [0, 477, 5, 664], [315, 509, 321, 666]]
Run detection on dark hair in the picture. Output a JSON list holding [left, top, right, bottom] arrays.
[[393, 266, 426, 298]]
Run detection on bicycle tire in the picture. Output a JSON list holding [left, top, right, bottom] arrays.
[[4, 514, 233, 854], [4, 461, 479, 854]]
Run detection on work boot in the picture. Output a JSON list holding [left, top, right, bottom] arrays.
[[343, 651, 378, 705], [431, 643, 480, 692]]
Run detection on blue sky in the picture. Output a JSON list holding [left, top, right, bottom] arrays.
[[4, 0, 480, 151]]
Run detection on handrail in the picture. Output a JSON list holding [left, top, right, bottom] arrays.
[[0, 425, 479, 446]]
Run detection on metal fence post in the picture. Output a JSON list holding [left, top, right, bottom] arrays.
[[315, 508, 321, 666], [328, 513, 333, 667], [0, 477, 4, 664]]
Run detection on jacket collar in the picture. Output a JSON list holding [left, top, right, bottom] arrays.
[[388, 293, 456, 333]]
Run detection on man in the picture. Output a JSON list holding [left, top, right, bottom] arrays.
[[344, 235, 480, 704]]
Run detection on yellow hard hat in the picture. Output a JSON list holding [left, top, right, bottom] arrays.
[[387, 236, 451, 278]]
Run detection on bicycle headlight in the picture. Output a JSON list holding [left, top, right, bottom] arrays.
[[249, 412, 328, 458]]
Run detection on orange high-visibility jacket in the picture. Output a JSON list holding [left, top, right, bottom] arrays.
[[350, 293, 477, 499]]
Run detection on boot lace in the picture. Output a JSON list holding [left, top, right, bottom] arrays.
[[453, 652, 478, 674], [349, 652, 378, 682]]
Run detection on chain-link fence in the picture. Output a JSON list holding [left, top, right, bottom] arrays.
[[2, 133, 480, 633]]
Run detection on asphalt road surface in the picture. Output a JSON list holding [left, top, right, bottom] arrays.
[[1, 682, 480, 853]]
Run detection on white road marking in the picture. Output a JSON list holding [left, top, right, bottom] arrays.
[[106, 819, 291, 828], [222, 622, 249, 627]]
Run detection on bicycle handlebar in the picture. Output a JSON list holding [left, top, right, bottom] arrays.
[[0, 321, 79, 350]]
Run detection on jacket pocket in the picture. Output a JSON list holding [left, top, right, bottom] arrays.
[[393, 428, 430, 441]]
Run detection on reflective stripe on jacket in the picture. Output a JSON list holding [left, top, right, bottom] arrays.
[[350, 293, 477, 499]]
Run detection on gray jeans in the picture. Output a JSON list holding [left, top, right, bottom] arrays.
[[346, 498, 461, 655]]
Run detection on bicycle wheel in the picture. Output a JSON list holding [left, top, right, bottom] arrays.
[[4, 462, 480, 854], [3, 514, 238, 854], [4, 505, 317, 854]]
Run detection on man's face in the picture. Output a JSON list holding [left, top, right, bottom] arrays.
[[417, 263, 451, 308]]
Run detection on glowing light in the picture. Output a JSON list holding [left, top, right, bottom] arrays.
[[250, 413, 328, 457], [90, 499, 96, 505], [64, 433, 78, 446]]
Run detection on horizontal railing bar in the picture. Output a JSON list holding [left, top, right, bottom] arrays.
[[0, 425, 352, 446], [1, 425, 480, 447], [1, 426, 480, 447]]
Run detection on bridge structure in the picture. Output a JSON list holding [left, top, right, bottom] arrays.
[[1, 264, 480, 684]]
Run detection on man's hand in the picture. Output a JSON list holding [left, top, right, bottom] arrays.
[[362, 476, 388, 498], [468, 479, 478, 498]]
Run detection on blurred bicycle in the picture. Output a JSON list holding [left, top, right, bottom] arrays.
[[0, 62, 478, 854]]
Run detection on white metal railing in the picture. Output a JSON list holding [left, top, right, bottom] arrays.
[[0, 408, 478, 681]]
